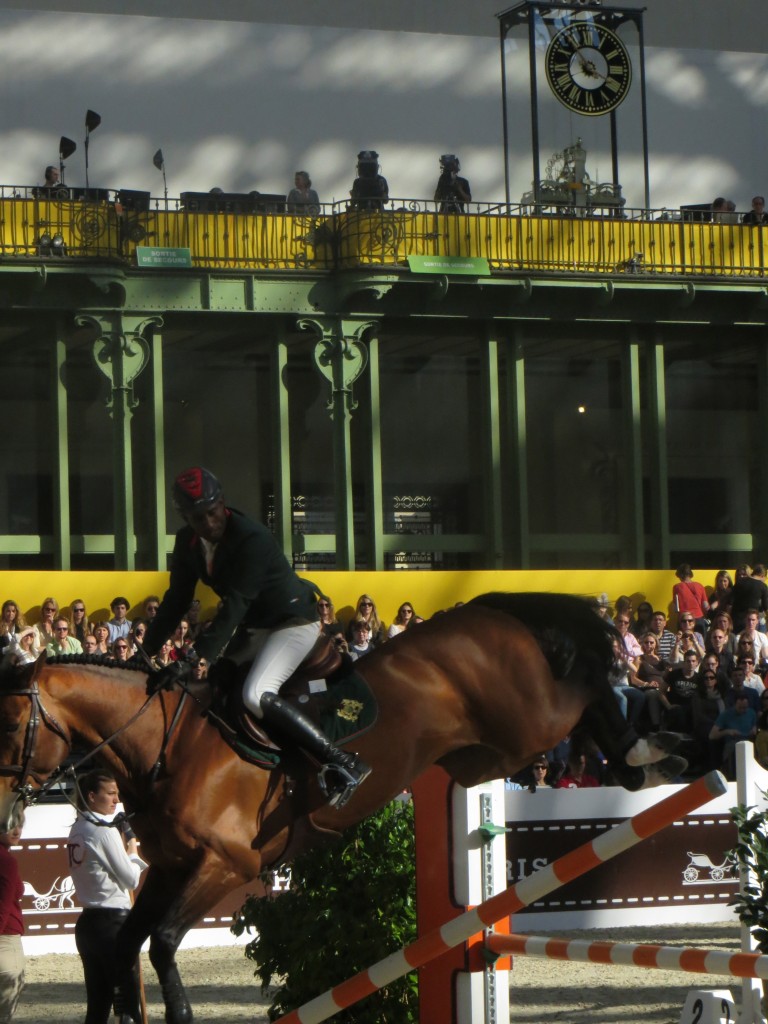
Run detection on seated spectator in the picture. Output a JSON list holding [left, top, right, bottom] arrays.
[[725, 663, 761, 712], [555, 751, 600, 789], [530, 756, 552, 790], [4, 627, 38, 666], [648, 611, 677, 660], [152, 639, 174, 669], [673, 563, 710, 635], [193, 657, 209, 682], [46, 617, 84, 656], [614, 596, 635, 630], [729, 564, 768, 633], [664, 650, 700, 731], [318, 597, 343, 640], [691, 665, 728, 769], [709, 611, 738, 657], [129, 619, 147, 651], [111, 638, 131, 663], [736, 653, 765, 694], [82, 634, 99, 655], [754, 692, 768, 769], [742, 196, 768, 226], [388, 603, 416, 639], [630, 600, 654, 637], [707, 570, 734, 620], [286, 171, 320, 215], [594, 593, 612, 619], [107, 596, 132, 644], [33, 597, 59, 650], [348, 620, 373, 660], [168, 619, 192, 661], [668, 613, 705, 663], [0, 601, 26, 648], [143, 596, 161, 622], [630, 632, 670, 731], [737, 610, 768, 669], [349, 150, 389, 211], [92, 622, 110, 655], [705, 625, 736, 676], [68, 599, 93, 645], [347, 595, 386, 647], [699, 652, 731, 692], [709, 693, 756, 778], [612, 639, 645, 727]]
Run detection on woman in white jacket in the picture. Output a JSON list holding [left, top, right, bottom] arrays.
[[68, 769, 147, 1024]]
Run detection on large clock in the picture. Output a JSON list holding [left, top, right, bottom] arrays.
[[545, 22, 632, 116]]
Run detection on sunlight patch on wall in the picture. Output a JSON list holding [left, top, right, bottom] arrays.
[[645, 51, 707, 105], [717, 52, 768, 105]]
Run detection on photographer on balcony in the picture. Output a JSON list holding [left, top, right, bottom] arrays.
[[349, 150, 389, 211], [434, 154, 471, 214]]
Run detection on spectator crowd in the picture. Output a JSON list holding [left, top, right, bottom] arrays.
[[4, 565, 767, 792]]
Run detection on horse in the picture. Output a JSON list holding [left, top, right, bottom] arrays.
[[0, 592, 681, 1023]]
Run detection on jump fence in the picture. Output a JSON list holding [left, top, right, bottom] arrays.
[[271, 770, 727, 1024]]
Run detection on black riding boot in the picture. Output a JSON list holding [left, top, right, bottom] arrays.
[[260, 693, 371, 808]]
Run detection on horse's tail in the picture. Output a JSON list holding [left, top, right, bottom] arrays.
[[467, 592, 618, 681]]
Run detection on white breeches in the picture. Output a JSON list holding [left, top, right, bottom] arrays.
[[242, 620, 322, 718]]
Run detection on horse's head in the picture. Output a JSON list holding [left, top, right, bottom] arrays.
[[0, 655, 72, 820]]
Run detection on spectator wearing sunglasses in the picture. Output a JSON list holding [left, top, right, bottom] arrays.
[[110, 639, 131, 663], [669, 613, 705, 663], [346, 594, 386, 647], [68, 600, 93, 644], [530, 757, 552, 790], [736, 610, 768, 670], [46, 617, 83, 656]]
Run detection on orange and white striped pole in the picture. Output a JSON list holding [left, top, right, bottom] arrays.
[[485, 933, 768, 979], [272, 770, 727, 1024]]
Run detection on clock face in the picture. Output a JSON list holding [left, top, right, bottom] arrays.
[[545, 22, 632, 115]]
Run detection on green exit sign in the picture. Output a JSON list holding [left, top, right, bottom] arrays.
[[136, 246, 192, 268]]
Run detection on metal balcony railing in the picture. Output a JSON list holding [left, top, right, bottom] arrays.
[[0, 186, 764, 278]]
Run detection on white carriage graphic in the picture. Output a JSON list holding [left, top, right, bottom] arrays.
[[23, 875, 76, 911], [682, 852, 737, 885]]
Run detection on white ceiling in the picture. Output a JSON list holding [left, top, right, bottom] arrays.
[[0, 0, 759, 52]]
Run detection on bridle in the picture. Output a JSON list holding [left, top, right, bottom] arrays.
[[0, 676, 71, 802], [0, 662, 161, 807]]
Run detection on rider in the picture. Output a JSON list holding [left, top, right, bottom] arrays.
[[142, 467, 371, 808]]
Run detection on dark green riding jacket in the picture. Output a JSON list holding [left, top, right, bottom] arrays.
[[143, 508, 318, 662]]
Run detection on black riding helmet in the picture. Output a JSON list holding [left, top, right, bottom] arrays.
[[172, 467, 223, 518]]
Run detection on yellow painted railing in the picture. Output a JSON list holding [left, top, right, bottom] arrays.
[[0, 194, 765, 277]]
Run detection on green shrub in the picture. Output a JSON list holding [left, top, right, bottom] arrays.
[[233, 798, 418, 1023]]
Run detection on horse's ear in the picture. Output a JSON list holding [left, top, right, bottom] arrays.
[[29, 651, 48, 684]]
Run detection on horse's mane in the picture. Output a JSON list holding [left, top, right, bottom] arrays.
[[0, 653, 149, 684], [467, 591, 618, 679]]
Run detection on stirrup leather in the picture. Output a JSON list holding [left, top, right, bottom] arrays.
[[318, 761, 371, 809]]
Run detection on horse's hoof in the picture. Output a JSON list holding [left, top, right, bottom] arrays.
[[649, 731, 683, 755], [642, 754, 688, 786]]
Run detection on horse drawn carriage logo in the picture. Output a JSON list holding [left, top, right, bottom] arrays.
[[23, 875, 76, 911], [682, 852, 737, 886]]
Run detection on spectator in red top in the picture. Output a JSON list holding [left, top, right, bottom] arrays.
[[0, 805, 25, 1022], [672, 564, 710, 636], [555, 751, 600, 789]]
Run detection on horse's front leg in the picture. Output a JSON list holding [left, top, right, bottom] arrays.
[[145, 855, 245, 1024]]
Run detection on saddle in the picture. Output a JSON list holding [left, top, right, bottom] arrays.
[[210, 634, 377, 769]]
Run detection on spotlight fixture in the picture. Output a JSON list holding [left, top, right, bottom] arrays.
[[84, 109, 102, 191], [37, 233, 52, 256], [51, 233, 66, 256]]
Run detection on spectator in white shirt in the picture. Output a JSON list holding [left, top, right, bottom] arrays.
[[106, 597, 132, 645]]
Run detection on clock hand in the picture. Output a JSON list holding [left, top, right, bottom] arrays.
[[578, 54, 606, 82]]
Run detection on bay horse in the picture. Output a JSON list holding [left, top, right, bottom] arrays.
[[0, 593, 680, 1023]]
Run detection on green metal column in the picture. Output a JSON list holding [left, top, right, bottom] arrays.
[[621, 332, 644, 566], [481, 327, 504, 567], [365, 333, 384, 570], [301, 317, 372, 570], [271, 329, 293, 560], [78, 311, 162, 570], [756, 336, 768, 556], [52, 317, 70, 569], [646, 334, 670, 567], [504, 329, 530, 567], [148, 327, 167, 569]]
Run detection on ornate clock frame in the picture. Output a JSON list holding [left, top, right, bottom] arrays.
[[497, 1, 650, 212]]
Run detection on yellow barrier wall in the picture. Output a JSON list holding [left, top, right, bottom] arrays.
[[0, 569, 720, 630]]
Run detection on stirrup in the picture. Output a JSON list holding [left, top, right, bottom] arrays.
[[318, 761, 372, 809]]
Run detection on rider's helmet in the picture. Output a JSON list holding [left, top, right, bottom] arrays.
[[172, 467, 223, 518]]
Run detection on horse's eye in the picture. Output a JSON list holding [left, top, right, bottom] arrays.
[[0, 723, 20, 735]]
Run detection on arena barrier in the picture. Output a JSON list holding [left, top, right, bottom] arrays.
[[486, 931, 768, 978], [271, 770, 727, 1024]]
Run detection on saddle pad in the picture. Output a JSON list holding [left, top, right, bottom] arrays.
[[215, 666, 377, 768]]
